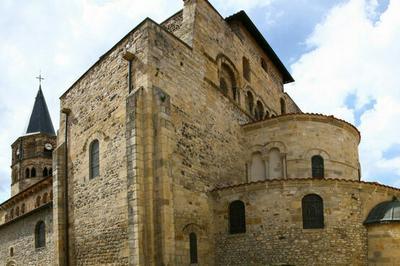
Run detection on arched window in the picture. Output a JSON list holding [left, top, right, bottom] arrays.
[[255, 101, 264, 121], [31, 167, 36, 178], [189, 232, 198, 264], [280, 98, 286, 114], [10, 247, 14, 257], [229, 200, 246, 234], [246, 91, 254, 114], [220, 63, 237, 101], [25, 168, 30, 178], [35, 221, 46, 248], [312, 155, 324, 178], [43, 167, 48, 177], [90, 140, 100, 179], [302, 194, 324, 229]]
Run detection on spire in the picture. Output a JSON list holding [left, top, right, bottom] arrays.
[[26, 79, 55, 136]]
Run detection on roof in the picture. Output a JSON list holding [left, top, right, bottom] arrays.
[[364, 197, 400, 225], [26, 86, 55, 136], [225, 11, 294, 84]]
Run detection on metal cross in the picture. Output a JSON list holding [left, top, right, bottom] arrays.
[[36, 74, 44, 86]]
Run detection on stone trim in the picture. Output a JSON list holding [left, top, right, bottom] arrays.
[[211, 178, 400, 194]]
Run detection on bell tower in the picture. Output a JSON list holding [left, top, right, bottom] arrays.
[[10, 78, 56, 196]]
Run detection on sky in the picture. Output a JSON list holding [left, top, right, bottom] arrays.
[[0, 0, 398, 202]]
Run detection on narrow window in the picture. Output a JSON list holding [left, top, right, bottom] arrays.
[[312, 155, 324, 178], [261, 58, 268, 72], [10, 247, 14, 257], [90, 140, 100, 179], [31, 167, 36, 178], [43, 167, 48, 177], [15, 207, 20, 216], [246, 91, 254, 114], [255, 101, 264, 121], [229, 200, 246, 234], [280, 98, 286, 114], [302, 194, 324, 229], [189, 232, 198, 264], [35, 221, 46, 248], [243, 57, 250, 82], [25, 168, 30, 178], [10, 208, 14, 219], [21, 203, 26, 214]]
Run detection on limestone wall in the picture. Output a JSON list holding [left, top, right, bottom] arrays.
[[211, 179, 400, 266], [244, 114, 361, 181], [367, 223, 400, 265], [145, 1, 302, 264], [0, 205, 54, 266], [57, 19, 153, 266]]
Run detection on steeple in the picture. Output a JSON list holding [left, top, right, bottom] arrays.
[[26, 82, 55, 136]]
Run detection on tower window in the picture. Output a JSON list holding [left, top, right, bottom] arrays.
[[25, 168, 30, 178], [229, 200, 246, 234], [35, 221, 46, 248], [312, 155, 324, 178], [90, 140, 100, 179], [10, 247, 14, 257], [302, 194, 324, 229], [189, 232, 198, 264]]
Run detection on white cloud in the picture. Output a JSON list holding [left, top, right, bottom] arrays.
[[287, 0, 400, 185]]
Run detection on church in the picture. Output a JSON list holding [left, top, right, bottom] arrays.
[[1, 0, 400, 265]]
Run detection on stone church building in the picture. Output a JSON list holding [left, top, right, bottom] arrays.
[[1, 0, 400, 265]]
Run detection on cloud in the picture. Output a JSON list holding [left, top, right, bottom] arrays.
[[287, 0, 400, 185]]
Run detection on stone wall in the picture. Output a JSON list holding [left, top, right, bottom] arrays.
[[57, 19, 153, 266], [244, 114, 361, 181], [0, 204, 54, 266], [367, 223, 400, 265], [211, 179, 400, 266]]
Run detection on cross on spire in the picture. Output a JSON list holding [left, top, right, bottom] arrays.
[[36, 73, 44, 87]]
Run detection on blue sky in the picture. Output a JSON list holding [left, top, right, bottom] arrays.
[[0, 0, 399, 203]]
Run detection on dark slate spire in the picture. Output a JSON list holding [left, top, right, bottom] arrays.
[[26, 85, 55, 135]]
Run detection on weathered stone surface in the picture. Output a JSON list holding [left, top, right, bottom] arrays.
[[1, 1, 399, 266]]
